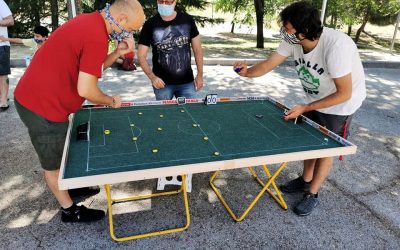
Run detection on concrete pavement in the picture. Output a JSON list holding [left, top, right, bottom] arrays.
[[0, 65, 399, 249]]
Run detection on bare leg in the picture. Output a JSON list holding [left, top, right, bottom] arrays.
[[0, 75, 9, 106], [309, 157, 334, 194], [302, 159, 317, 182], [44, 169, 73, 209]]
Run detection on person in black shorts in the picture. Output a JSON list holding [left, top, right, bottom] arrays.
[[0, 0, 14, 111], [234, 1, 366, 216]]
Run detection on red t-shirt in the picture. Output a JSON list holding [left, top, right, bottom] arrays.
[[15, 12, 109, 122]]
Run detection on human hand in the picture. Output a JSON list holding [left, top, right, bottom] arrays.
[[195, 74, 203, 91], [283, 105, 308, 121], [111, 95, 122, 108], [116, 36, 135, 57], [233, 61, 248, 76], [151, 76, 165, 89], [0, 36, 6, 42]]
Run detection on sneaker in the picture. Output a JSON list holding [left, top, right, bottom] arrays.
[[61, 204, 105, 223], [0, 104, 9, 111], [280, 176, 310, 193], [68, 186, 100, 198], [293, 192, 320, 216]]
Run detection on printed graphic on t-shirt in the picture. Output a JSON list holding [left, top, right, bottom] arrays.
[[298, 66, 320, 94], [153, 24, 191, 76], [295, 58, 325, 95]]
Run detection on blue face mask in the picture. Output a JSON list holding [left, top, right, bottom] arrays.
[[102, 3, 133, 42], [33, 38, 44, 44], [158, 4, 175, 16]]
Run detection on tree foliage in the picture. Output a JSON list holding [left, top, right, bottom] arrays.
[[7, 0, 222, 38]]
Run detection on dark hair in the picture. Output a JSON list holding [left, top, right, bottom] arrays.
[[279, 1, 323, 41], [33, 26, 50, 37]]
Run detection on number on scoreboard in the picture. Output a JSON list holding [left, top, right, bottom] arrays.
[[177, 97, 186, 105], [205, 94, 218, 105]]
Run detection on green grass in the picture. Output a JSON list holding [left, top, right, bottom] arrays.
[[201, 32, 281, 58]]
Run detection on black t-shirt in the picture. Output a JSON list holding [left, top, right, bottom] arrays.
[[139, 12, 199, 85]]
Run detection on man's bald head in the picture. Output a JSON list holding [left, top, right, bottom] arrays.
[[110, 0, 145, 32]]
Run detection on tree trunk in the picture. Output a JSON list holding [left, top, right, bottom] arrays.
[[347, 25, 352, 36], [355, 9, 370, 44], [231, 3, 240, 34], [333, 14, 337, 29], [254, 0, 264, 48], [50, 0, 59, 31]]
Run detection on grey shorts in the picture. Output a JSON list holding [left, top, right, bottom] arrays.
[[15, 99, 69, 171], [0, 46, 11, 75], [303, 110, 353, 138]]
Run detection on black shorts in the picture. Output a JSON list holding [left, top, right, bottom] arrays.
[[15, 99, 69, 171], [0, 46, 11, 75], [303, 110, 353, 138]]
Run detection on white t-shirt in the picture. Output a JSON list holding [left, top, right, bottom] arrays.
[[0, 0, 12, 46], [277, 27, 366, 116]]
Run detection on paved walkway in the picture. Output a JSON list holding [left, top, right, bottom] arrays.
[[1, 64, 399, 249]]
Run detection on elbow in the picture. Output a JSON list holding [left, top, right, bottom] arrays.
[[77, 86, 90, 99], [339, 90, 352, 103]]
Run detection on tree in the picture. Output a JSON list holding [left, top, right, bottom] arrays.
[[7, 0, 50, 38], [50, 0, 59, 30], [317, 0, 400, 43], [254, 0, 264, 48], [215, 0, 253, 33]]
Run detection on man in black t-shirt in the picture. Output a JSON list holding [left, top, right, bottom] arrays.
[[138, 0, 203, 100]]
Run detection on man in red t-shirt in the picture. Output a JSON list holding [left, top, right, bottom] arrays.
[[14, 0, 145, 223]]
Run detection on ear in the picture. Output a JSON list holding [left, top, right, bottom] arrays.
[[298, 33, 306, 40], [116, 13, 128, 25]]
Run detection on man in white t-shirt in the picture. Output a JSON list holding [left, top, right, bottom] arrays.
[[0, 0, 13, 111], [234, 1, 366, 216]]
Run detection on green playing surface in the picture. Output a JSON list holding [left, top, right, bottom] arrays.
[[63, 99, 344, 179]]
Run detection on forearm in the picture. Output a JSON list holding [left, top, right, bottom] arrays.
[[0, 18, 14, 27], [246, 62, 272, 77], [81, 87, 114, 106], [246, 52, 286, 77], [6, 38, 23, 44], [305, 92, 351, 112], [138, 57, 157, 81], [193, 49, 203, 76], [103, 51, 120, 69]]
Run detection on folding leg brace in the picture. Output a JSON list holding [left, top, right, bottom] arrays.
[[210, 163, 288, 222], [105, 175, 190, 242]]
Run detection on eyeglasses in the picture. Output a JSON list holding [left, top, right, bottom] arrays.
[[157, 0, 175, 5]]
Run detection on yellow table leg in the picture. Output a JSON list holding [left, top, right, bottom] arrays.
[[248, 164, 288, 210], [105, 175, 190, 242], [210, 162, 287, 222]]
